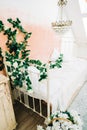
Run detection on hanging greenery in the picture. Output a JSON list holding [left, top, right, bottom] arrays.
[[29, 53, 63, 81], [0, 20, 5, 71], [50, 53, 63, 69], [29, 59, 47, 81], [0, 18, 63, 92], [0, 47, 4, 71], [0, 18, 32, 91]]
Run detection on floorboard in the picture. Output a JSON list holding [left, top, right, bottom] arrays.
[[14, 101, 45, 130]]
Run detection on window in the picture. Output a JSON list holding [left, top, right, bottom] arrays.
[[79, 0, 87, 36], [79, 0, 87, 13]]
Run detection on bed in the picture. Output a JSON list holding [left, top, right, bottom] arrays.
[[12, 57, 87, 119]]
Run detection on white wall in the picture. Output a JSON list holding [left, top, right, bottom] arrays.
[[0, 0, 62, 63], [1, 0, 87, 59], [0, 0, 58, 26]]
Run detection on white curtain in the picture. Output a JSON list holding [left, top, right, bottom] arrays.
[[60, 30, 75, 57]]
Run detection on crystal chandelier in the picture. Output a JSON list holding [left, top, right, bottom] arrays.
[[52, 0, 72, 33]]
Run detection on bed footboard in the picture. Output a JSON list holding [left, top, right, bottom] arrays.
[[13, 88, 52, 119], [4, 55, 52, 119]]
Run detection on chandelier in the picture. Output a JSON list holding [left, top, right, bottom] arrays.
[[52, 0, 72, 33]]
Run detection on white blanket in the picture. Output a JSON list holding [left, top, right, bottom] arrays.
[[26, 58, 87, 111]]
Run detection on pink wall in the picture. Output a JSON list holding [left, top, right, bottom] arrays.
[[0, 8, 61, 74], [29, 25, 61, 63]]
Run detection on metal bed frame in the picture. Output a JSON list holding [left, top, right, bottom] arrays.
[[7, 64, 52, 120]]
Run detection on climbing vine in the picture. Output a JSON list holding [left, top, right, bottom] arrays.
[[0, 18, 32, 90], [0, 47, 4, 71], [0, 18, 63, 91]]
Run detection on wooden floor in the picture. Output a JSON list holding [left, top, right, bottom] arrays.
[[13, 101, 45, 130]]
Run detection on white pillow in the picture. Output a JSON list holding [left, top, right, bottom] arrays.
[[50, 48, 60, 62]]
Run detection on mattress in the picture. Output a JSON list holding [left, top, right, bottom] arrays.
[[20, 58, 87, 112]]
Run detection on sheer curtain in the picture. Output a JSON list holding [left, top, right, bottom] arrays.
[[60, 30, 75, 58]]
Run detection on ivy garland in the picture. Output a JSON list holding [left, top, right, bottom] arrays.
[[29, 59, 47, 81], [0, 47, 4, 71], [0, 18, 32, 90], [0, 18, 63, 91], [29, 53, 63, 81], [0, 20, 5, 71], [50, 53, 63, 69]]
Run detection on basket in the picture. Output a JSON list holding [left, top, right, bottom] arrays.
[[50, 117, 72, 123]]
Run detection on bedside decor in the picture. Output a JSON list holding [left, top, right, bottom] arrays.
[[37, 110, 83, 130]]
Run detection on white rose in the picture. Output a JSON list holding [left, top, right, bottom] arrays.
[[13, 62, 18, 68], [20, 67, 25, 73], [46, 126, 52, 130], [8, 72, 12, 76], [44, 117, 51, 125], [53, 121, 60, 129], [4, 26, 8, 30], [58, 113, 68, 119], [5, 61, 11, 67], [37, 125, 44, 130], [11, 76, 15, 80]]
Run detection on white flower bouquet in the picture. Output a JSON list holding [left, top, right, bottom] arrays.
[[37, 110, 83, 130]]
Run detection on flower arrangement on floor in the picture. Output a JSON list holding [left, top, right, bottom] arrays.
[[37, 110, 83, 130]]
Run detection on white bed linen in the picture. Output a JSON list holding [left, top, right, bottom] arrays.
[[25, 58, 87, 112]]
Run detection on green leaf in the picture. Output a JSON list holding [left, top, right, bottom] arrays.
[[0, 47, 4, 71], [0, 20, 4, 32], [39, 73, 47, 81], [24, 32, 32, 41], [16, 18, 21, 24]]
